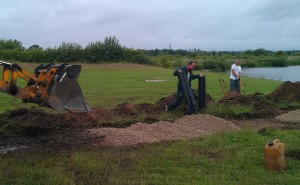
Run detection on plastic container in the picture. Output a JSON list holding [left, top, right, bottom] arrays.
[[264, 139, 286, 171]]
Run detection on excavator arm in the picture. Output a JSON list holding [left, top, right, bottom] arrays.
[[0, 61, 91, 112]]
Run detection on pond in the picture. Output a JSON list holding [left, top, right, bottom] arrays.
[[241, 66, 300, 82]]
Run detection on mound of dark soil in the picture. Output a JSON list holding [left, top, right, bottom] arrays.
[[267, 81, 300, 102], [218, 91, 282, 118], [156, 91, 215, 108], [5, 107, 61, 127], [0, 107, 65, 135], [1, 92, 216, 134], [218, 90, 249, 104]]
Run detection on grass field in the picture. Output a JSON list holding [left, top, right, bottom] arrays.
[[1, 129, 299, 184], [0, 63, 282, 113], [1, 63, 299, 185]]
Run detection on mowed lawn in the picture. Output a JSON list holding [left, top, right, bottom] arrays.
[[1, 130, 300, 184], [0, 63, 282, 112], [0, 63, 299, 184]]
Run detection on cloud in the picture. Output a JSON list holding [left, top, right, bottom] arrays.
[[1, 0, 299, 50]]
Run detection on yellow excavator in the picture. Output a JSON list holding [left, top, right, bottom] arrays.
[[0, 61, 91, 112]]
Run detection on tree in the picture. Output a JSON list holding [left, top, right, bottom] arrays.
[[244, 50, 252, 55], [85, 36, 123, 63], [28, 45, 41, 50], [56, 42, 82, 63], [274, 50, 285, 56], [0, 39, 24, 50], [253, 48, 271, 56]]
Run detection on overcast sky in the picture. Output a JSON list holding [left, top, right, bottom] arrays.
[[1, 0, 300, 51]]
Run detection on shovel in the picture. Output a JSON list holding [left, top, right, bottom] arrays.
[[239, 79, 246, 95]]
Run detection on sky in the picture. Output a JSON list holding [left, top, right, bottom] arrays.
[[1, 0, 300, 51]]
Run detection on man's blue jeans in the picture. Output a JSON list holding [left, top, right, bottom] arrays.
[[230, 79, 240, 92]]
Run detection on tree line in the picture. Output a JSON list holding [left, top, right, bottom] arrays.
[[1, 37, 300, 71], [0, 36, 151, 64]]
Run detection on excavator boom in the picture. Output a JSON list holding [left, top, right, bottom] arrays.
[[0, 61, 91, 112]]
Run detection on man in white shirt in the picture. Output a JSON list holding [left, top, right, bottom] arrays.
[[230, 59, 241, 92]]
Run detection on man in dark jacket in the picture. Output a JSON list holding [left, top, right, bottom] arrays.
[[166, 60, 199, 115]]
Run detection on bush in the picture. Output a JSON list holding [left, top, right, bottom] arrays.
[[172, 58, 184, 68], [56, 42, 83, 63], [123, 49, 153, 65], [43, 48, 58, 63], [217, 61, 229, 72], [202, 60, 231, 71], [253, 48, 272, 56], [159, 55, 172, 68], [0, 39, 24, 50], [85, 36, 124, 63], [244, 61, 256, 67], [274, 50, 286, 56], [288, 58, 300, 65], [291, 52, 300, 56], [203, 60, 218, 70], [270, 58, 288, 67], [23, 49, 44, 63]]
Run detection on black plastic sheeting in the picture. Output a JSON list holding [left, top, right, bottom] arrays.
[[197, 76, 206, 110], [178, 72, 206, 110]]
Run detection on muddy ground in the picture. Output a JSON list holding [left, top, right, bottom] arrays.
[[0, 81, 300, 154]]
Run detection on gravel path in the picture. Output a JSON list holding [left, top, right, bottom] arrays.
[[276, 109, 300, 123], [86, 114, 240, 147]]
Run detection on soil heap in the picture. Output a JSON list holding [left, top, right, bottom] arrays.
[[267, 81, 300, 102], [218, 91, 281, 118]]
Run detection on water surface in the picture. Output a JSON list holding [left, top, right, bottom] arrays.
[[241, 66, 300, 82]]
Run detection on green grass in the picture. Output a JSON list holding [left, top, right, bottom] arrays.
[[1, 129, 299, 185], [0, 63, 299, 184], [203, 103, 253, 119], [276, 101, 300, 110], [0, 122, 19, 135], [79, 63, 176, 108], [0, 63, 282, 113]]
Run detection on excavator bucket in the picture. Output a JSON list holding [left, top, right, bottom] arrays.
[[46, 65, 91, 112], [0, 61, 91, 112]]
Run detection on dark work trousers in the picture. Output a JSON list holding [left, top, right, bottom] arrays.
[[167, 90, 195, 115], [230, 79, 240, 92]]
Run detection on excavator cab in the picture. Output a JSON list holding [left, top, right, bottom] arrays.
[[0, 61, 91, 112]]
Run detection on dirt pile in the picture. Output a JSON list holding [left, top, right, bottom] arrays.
[[276, 109, 300, 123], [2, 107, 62, 128], [7, 81, 300, 133], [156, 91, 215, 110], [216, 81, 300, 118], [63, 108, 111, 124], [267, 81, 300, 102], [62, 93, 215, 125], [0, 93, 186, 132], [86, 114, 240, 147], [219, 81, 300, 106], [0, 114, 241, 153], [218, 91, 282, 117], [218, 90, 249, 104], [2, 84, 300, 152]]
